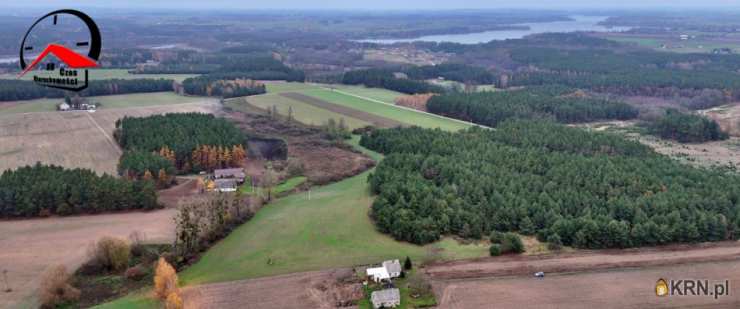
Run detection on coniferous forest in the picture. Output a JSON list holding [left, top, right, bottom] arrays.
[[648, 109, 728, 143], [115, 113, 247, 175], [360, 121, 740, 248], [0, 163, 159, 218], [0, 79, 174, 101], [426, 85, 638, 126]]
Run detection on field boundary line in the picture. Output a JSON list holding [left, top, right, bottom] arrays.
[[314, 84, 491, 129], [85, 112, 123, 155]]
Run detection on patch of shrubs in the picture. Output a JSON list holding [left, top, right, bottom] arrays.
[[489, 232, 525, 255], [39, 265, 80, 309]]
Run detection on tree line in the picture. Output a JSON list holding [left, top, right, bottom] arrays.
[[426, 85, 638, 127], [359, 120, 740, 248], [182, 78, 266, 98], [0, 79, 174, 101], [648, 109, 728, 143], [115, 113, 246, 176], [0, 163, 159, 218], [342, 68, 446, 94]]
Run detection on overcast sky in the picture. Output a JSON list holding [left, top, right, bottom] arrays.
[[5, 0, 740, 10]]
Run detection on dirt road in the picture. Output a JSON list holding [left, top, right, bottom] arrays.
[[0, 210, 176, 308]]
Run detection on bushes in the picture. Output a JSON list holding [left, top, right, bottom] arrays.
[[154, 257, 179, 301], [547, 234, 563, 251], [489, 244, 502, 256], [489, 232, 524, 255], [124, 265, 147, 281], [38, 265, 80, 309], [91, 237, 131, 272]]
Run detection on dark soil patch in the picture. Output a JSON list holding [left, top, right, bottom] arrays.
[[280, 92, 404, 128], [157, 178, 202, 208]]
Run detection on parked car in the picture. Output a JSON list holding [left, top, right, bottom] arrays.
[[534, 271, 545, 278]]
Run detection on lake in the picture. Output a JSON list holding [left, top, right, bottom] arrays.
[[358, 15, 630, 45]]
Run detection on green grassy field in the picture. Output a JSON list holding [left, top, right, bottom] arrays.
[[97, 137, 486, 309], [239, 93, 371, 129], [264, 81, 321, 94], [328, 84, 405, 103], [301, 88, 471, 131], [0, 69, 197, 82], [179, 137, 486, 286], [0, 92, 205, 115]]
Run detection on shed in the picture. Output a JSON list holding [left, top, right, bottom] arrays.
[[371, 288, 400, 309], [58, 103, 70, 111]]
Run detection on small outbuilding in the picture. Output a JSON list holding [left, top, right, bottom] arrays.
[[371, 288, 400, 309], [58, 102, 70, 111]]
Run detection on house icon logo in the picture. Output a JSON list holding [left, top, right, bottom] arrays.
[[18, 9, 101, 91]]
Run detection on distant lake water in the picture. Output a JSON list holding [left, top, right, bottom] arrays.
[[358, 15, 630, 45]]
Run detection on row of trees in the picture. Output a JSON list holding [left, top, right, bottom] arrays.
[[359, 120, 740, 248], [0, 163, 159, 218], [648, 109, 728, 143], [342, 68, 445, 94], [114, 113, 246, 175], [182, 78, 266, 98], [0, 79, 174, 101], [426, 85, 638, 127]]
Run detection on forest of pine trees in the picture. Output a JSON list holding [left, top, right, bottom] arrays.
[[426, 85, 638, 127], [648, 109, 728, 143], [0, 163, 159, 218], [182, 77, 267, 98], [360, 120, 740, 248], [115, 113, 247, 176], [0, 79, 174, 101]]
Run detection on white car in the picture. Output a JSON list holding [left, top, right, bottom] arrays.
[[534, 272, 545, 278]]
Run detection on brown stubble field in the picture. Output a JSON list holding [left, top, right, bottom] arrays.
[[426, 242, 740, 309], [0, 100, 218, 175], [0, 100, 217, 308]]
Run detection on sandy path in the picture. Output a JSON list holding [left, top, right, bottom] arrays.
[[432, 259, 740, 309], [0, 209, 176, 308]]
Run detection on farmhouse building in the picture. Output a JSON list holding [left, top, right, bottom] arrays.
[[382, 260, 402, 278], [366, 266, 390, 283], [366, 259, 403, 282], [214, 168, 246, 183], [214, 178, 238, 192], [371, 288, 400, 308]]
